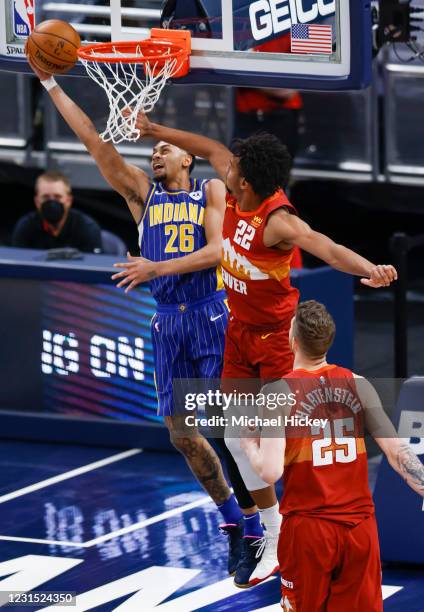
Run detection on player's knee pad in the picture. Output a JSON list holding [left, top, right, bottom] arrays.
[[224, 434, 270, 492]]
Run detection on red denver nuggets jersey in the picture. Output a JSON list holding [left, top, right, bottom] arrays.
[[222, 190, 299, 325], [281, 365, 375, 527]]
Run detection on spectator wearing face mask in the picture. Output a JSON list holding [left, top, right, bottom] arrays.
[[12, 170, 102, 253]]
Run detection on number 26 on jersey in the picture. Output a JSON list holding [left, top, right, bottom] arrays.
[[164, 224, 195, 254]]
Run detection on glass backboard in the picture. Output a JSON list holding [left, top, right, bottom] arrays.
[[0, 0, 372, 90]]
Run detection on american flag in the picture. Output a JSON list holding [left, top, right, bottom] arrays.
[[291, 23, 333, 55]]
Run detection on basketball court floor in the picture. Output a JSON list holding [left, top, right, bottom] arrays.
[[1, 440, 423, 611]]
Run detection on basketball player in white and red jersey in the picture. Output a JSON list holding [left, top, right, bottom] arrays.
[[130, 115, 397, 585], [242, 300, 424, 611]]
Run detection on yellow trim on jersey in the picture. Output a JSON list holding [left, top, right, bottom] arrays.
[[158, 178, 202, 196], [138, 183, 156, 227], [216, 265, 225, 292]]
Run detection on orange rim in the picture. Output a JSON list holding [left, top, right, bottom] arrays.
[[77, 29, 191, 71], [77, 39, 185, 64]]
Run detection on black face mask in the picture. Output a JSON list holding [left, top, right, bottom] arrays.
[[40, 199, 65, 226]]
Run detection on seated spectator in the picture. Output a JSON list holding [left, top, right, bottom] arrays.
[[12, 170, 102, 253]]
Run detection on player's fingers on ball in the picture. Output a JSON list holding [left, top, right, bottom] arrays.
[[387, 265, 397, 280], [372, 268, 386, 286], [377, 265, 392, 284]]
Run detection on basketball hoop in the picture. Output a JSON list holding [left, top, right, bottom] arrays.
[[77, 29, 191, 144]]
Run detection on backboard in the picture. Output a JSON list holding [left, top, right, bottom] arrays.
[[0, 0, 372, 90]]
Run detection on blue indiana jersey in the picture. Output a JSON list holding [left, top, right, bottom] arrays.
[[138, 178, 223, 304]]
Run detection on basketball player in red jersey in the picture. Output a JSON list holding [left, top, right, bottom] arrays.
[[242, 300, 424, 611], [130, 114, 397, 585]]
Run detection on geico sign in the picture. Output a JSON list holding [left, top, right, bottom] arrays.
[[249, 0, 336, 41]]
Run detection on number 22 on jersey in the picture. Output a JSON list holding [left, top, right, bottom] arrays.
[[234, 220, 256, 250]]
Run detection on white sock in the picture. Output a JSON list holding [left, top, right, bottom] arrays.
[[259, 503, 282, 536]]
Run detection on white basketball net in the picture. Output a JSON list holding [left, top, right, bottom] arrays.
[[80, 45, 179, 144]]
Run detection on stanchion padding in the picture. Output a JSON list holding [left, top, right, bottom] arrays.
[[374, 377, 424, 563]]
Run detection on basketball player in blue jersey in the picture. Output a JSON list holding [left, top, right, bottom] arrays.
[[27, 55, 259, 575]]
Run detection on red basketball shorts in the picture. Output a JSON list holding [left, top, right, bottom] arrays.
[[222, 316, 294, 382], [278, 514, 383, 611]]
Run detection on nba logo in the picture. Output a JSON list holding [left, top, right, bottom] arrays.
[[13, 0, 35, 38]]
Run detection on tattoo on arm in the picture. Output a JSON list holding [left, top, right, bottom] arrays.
[[397, 443, 424, 495], [127, 190, 144, 208]]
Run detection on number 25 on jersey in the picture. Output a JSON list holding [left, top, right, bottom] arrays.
[[312, 418, 358, 466]]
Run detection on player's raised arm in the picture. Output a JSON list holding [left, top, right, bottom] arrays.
[[355, 376, 424, 498], [132, 111, 232, 181], [265, 210, 398, 288], [26, 57, 151, 223], [112, 178, 226, 292]]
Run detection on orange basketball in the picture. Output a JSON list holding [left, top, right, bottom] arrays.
[[26, 20, 80, 75]]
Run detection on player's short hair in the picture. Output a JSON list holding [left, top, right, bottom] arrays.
[[230, 132, 292, 199], [35, 170, 72, 193], [294, 301, 336, 358]]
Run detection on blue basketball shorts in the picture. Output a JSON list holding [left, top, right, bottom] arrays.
[[151, 291, 228, 417]]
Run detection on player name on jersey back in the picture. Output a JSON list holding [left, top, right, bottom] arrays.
[[281, 365, 375, 525]]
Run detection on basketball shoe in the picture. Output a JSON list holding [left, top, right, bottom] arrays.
[[233, 535, 265, 588], [219, 518, 244, 575], [247, 529, 279, 585]]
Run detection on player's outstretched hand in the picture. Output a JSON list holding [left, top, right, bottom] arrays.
[[112, 253, 157, 293], [122, 109, 153, 138], [25, 44, 51, 81], [361, 264, 398, 288]]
